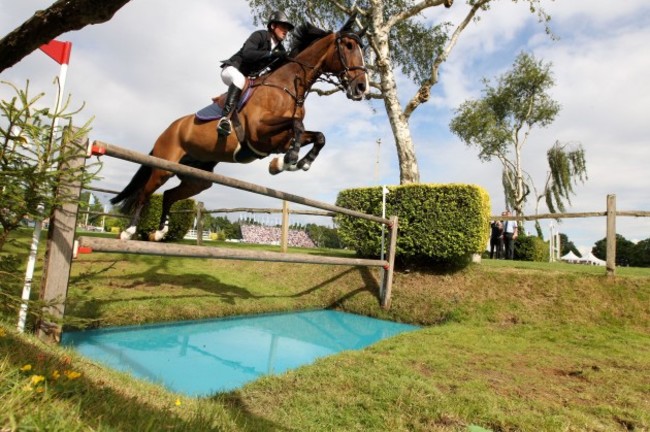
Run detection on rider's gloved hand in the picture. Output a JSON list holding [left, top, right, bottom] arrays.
[[270, 50, 288, 60]]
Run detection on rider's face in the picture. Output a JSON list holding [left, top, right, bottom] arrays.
[[270, 23, 291, 42]]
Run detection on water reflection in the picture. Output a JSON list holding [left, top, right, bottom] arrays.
[[62, 310, 418, 396]]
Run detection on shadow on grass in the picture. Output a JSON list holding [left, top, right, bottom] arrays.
[[3, 332, 286, 432], [66, 258, 382, 329]]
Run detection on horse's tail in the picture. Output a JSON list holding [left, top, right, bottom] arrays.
[[109, 153, 153, 215]]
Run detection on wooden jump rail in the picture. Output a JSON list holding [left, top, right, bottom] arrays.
[[90, 140, 391, 226], [76, 236, 389, 268]]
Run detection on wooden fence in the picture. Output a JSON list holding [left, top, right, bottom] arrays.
[[36, 134, 398, 343]]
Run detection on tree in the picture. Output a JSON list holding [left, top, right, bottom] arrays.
[[559, 233, 581, 258], [0, 0, 131, 73], [0, 80, 94, 251], [592, 234, 636, 267], [247, 0, 553, 184], [450, 52, 587, 230], [630, 238, 650, 268]]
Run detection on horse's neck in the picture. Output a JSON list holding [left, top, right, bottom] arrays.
[[268, 36, 333, 93]]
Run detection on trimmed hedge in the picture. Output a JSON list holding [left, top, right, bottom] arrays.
[[515, 234, 550, 262], [335, 184, 490, 266], [136, 194, 196, 241]]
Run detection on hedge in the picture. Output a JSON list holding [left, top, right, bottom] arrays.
[[335, 184, 490, 266]]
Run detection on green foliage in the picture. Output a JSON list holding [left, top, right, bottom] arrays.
[[137, 194, 196, 242], [559, 232, 581, 257], [630, 238, 650, 268], [592, 234, 637, 267], [449, 52, 588, 220], [545, 141, 588, 213], [305, 223, 341, 249], [0, 80, 95, 251], [514, 234, 549, 262], [335, 184, 490, 266]]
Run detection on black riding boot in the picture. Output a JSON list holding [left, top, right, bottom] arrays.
[[217, 85, 243, 136]]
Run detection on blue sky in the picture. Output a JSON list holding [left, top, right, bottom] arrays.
[[2, 0, 649, 251]]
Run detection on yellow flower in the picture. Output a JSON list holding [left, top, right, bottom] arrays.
[[23, 385, 33, 391], [64, 370, 81, 380], [0, 328, 6, 337], [20, 364, 32, 372], [35, 386, 45, 393], [175, 398, 182, 406], [51, 370, 61, 380], [31, 375, 45, 385]]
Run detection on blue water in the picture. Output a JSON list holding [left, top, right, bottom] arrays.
[[61, 310, 418, 396]]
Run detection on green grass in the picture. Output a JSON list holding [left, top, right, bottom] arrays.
[[1, 228, 649, 431]]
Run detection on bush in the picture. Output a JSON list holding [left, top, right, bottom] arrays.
[[514, 234, 549, 262], [137, 194, 196, 241], [335, 184, 490, 266]]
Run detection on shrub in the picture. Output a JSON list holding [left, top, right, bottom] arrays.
[[335, 184, 490, 266], [514, 234, 549, 262], [137, 194, 196, 241]]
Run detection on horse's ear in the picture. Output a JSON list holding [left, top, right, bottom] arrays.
[[357, 25, 367, 39], [340, 12, 358, 33]]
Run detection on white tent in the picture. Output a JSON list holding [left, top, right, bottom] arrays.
[[560, 251, 581, 263], [579, 252, 606, 266]]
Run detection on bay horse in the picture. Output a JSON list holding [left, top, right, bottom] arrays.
[[110, 16, 368, 240]]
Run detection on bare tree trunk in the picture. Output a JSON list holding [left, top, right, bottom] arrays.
[[0, 0, 132, 73]]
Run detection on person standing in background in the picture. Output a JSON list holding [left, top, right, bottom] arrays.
[[503, 210, 518, 260]]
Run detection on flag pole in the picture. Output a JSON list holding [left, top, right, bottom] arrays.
[[18, 41, 72, 333]]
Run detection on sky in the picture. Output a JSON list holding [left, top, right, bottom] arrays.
[[1, 0, 649, 251]]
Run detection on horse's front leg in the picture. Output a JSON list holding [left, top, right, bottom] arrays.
[[296, 130, 325, 172], [283, 119, 305, 167]]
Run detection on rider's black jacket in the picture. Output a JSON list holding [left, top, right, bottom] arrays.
[[221, 30, 287, 76]]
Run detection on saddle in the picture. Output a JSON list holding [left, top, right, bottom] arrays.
[[195, 79, 255, 121]]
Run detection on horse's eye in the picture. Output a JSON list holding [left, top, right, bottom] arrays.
[[346, 42, 354, 50]]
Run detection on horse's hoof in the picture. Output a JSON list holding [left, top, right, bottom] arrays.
[[283, 151, 298, 166], [269, 158, 283, 175], [444, 0, 453, 7], [300, 161, 311, 171], [119, 226, 136, 240]]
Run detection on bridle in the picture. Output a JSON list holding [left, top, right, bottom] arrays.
[[332, 32, 368, 92]]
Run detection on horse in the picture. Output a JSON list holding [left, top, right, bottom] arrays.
[[110, 16, 368, 241]]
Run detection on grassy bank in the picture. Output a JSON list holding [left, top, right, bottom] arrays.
[[1, 229, 649, 431]]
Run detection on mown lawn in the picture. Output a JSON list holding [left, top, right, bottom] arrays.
[[1, 228, 649, 431]]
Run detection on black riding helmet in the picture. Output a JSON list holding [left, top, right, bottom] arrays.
[[267, 11, 295, 31]]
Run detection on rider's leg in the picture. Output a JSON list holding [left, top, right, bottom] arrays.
[[218, 66, 245, 136]]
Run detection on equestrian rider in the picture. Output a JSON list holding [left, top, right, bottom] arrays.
[[218, 11, 295, 136]]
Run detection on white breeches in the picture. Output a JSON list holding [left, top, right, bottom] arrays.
[[221, 66, 246, 90]]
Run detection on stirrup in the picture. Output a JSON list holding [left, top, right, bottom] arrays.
[[217, 118, 232, 136]]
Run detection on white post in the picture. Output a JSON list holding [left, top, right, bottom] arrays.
[[379, 186, 389, 298]]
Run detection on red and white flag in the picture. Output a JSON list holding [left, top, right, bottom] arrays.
[[39, 40, 72, 65]]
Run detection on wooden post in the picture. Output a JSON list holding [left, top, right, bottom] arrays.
[[606, 194, 616, 276], [196, 201, 204, 246], [37, 132, 88, 343], [381, 215, 398, 310], [280, 200, 289, 253]]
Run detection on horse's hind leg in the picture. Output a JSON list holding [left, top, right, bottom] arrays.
[[121, 168, 174, 240], [151, 176, 214, 241]]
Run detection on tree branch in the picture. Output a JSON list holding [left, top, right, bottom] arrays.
[[0, 0, 132, 73], [404, 0, 490, 119]]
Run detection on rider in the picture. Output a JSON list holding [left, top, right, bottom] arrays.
[[218, 11, 295, 136]]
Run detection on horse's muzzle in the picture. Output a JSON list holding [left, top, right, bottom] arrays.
[[347, 81, 367, 101]]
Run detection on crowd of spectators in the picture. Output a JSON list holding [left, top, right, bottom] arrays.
[[240, 224, 316, 248]]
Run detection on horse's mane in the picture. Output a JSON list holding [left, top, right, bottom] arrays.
[[289, 23, 333, 56]]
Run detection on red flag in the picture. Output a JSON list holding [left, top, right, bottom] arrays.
[[39, 40, 72, 65]]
